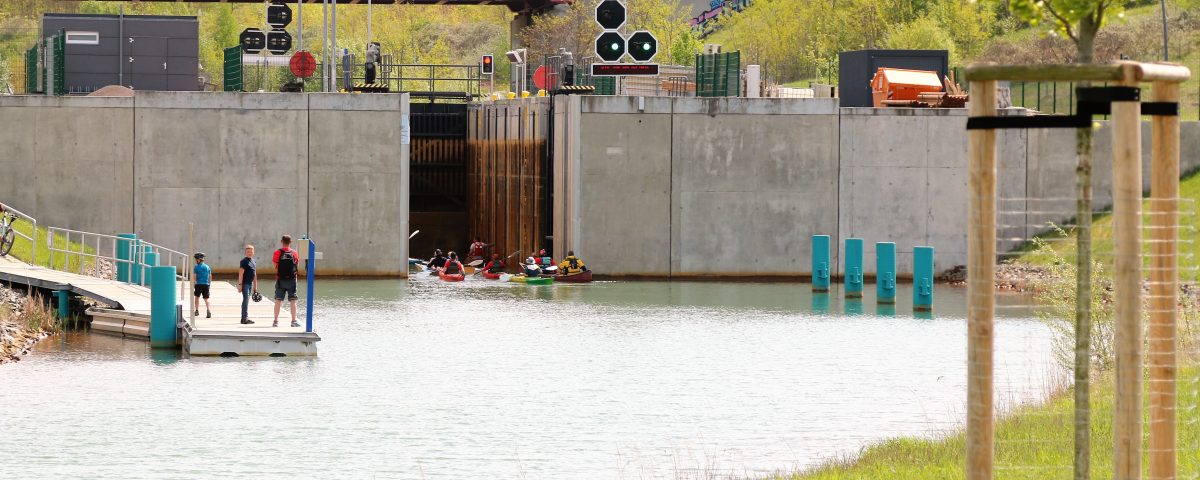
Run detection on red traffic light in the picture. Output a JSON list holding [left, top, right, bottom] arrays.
[[481, 54, 494, 75]]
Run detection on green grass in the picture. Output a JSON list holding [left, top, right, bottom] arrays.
[[1017, 170, 1200, 283], [779, 366, 1200, 479], [6, 219, 96, 272]]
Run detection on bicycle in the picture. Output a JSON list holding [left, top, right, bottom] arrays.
[[0, 210, 17, 257]]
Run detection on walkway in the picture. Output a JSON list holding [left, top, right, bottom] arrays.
[[0, 255, 319, 356]]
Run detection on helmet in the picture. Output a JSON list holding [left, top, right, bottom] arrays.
[[252, 291, 263, 302], [526, 257, 536, 265], [194, 252, 206, 260]]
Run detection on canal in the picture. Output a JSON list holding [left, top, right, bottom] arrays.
[[0, 278, 1054, 479]]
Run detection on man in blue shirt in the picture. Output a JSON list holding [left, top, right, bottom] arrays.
[[193, 252, 212, 319], [238, 245, 258, 325]]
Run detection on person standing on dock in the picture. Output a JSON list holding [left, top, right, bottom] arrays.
[[238, 245, 258, 325], [193, 253, 212, 319], [272, 235, 300, 328]]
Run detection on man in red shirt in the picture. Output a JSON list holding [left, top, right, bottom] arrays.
[[272, 234, 301, 328]]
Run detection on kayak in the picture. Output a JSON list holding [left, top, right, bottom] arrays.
[[439, 271, 465, 282], [557, 271, 593, 283], [482, 271, 502, 280], [509, 275, 554, 285]]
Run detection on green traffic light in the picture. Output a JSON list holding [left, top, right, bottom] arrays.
[[643, 43, 651, 51], [611, 43, 620, 51]]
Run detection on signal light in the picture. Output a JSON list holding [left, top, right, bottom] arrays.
[[595, 31, 625, 63], [626, 31, 658, 63], [481, 54, 494, 75]]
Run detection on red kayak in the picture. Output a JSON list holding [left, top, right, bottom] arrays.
[[557, 270, 593, 283], [483, 271, 502, 280], [439, 271, 465, 282]]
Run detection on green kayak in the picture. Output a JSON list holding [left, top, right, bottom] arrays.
[[509, 274, 554, 285]]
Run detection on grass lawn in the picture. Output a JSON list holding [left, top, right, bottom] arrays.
[[6, 218, 96, 272], [780, 366, 1200, 479], [1016, 170, 1200, 283]]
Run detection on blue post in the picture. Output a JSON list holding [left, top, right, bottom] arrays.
[[130, 241, 147, 284], [53, 290, 70, 319], [914, 246, 935, 312], [116, 234, 137, 282], [305, 237, 316, 333], [812, 235, 830, 292], [141, 249, 159, 287], [876, 242, 896, 304], [149, 265, 177, 348], [844, 238, 864, 298]]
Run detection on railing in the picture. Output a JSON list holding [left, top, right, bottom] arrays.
[[46, 227, 190, 302], [1, 202, 38, 264]]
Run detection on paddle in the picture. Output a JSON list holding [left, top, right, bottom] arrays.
[[467, 259, 484, 267], [409, 230, 420, 240]]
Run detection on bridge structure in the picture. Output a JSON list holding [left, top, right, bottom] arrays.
[[0, 204, 319, 357]]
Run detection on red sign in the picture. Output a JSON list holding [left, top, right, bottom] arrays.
[[290, 50, 317, 78], [533, 65, 548, 90], [590, 63, 659, 76]]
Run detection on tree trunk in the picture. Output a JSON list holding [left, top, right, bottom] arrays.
[[1073, 14, 1099, 480]]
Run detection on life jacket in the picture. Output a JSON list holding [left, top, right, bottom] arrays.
[[486, 260, 505, 273], [537, 256, 553, 267], [561, 256, 585, 274], [468, 242, 486, 257], [429, 255, 448, 268], [444, 261, 463, 274]]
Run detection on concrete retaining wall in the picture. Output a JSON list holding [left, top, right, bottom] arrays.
[[554, 96, 1200, 278], [0, 92, 410, 276]]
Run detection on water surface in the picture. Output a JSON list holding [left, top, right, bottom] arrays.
[[0, 278, 1053, 479]]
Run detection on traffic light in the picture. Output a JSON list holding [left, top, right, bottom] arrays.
[[627, 31, 658, 62], [594, 0, 626, 30], [595, 31, 626, 63], [481, 54, 494, 75]]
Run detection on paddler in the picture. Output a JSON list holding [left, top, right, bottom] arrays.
[[522, 257, 543, 277], [557, 251, 588, 275], [483, 253, 506, 273]]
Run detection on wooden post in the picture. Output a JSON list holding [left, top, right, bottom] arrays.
[[1111, 77, 1144, 480], [1148, 80, 1180, 480], [966, 80, 997, 480]]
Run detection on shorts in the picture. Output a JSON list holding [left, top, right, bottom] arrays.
[[274, 279, 298, 301], [193, 284, 210, 299]]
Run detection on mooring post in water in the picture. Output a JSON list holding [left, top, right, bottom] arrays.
[[305, 237, 316, 333], [53, 290, 70, 319], [875, 242, 896, 304], [116, 234, 137, 283], [141, 248, 159, 288], [913, 246, 934, 312], [844, 238, 864, 298], [149, 265, 177, 348], [129, 239, 145, 284], [811, 235, 830, 292]]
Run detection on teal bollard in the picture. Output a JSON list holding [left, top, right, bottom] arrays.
[[141, 248, 158, 287], [914, 246, 935, 312], [53, 290, 70, 319], [130, 242, 146, 284], [876, 242, 896, 304], [812, 235, 830, 292], [116, 234, 137, 282], [149, 265, 177, 348], [844, 238, 864, 298]]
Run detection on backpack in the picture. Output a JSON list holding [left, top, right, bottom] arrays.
[[277, 248, 298, 280]]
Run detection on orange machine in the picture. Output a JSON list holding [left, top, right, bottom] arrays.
[[870, 68, 944, 107]]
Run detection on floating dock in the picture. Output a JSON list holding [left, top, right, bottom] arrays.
[[0, 255, 319, 356]]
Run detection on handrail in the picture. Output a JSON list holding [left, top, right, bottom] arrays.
[[45, 226, 190, 302], [0, 202, 38, 264]]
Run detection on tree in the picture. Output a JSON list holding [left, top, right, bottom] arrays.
[[1003, 2, 1126, 480]]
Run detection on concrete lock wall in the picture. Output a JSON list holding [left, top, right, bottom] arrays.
[[556, 96, 1200, 278], [0, 92, 410, 276]]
